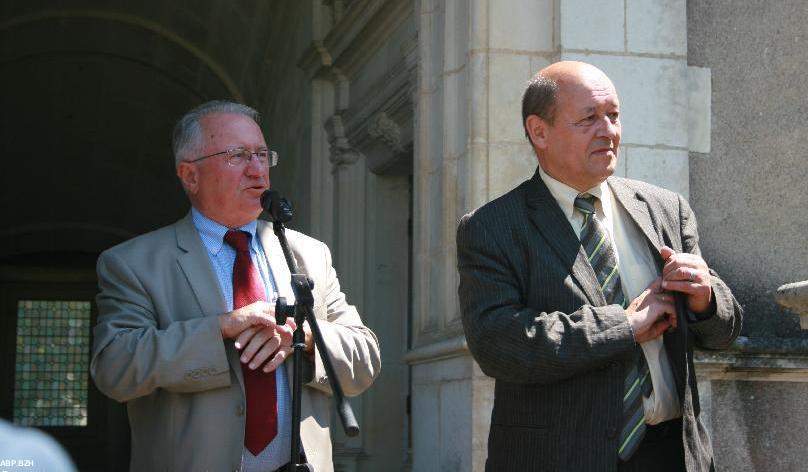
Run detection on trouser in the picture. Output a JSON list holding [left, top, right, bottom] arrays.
[[617, 418, 686, 472]]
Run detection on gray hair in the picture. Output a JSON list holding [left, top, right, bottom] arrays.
[[171, 100, 260, 165], [521, 74, 559, 143]]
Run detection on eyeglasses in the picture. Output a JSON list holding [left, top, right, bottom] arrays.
[[185, 148, 279, 167]]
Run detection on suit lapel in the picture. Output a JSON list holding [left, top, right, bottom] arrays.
[[256, 220, 297, 388], [608, 178, 663, 260], [175, 212, 246, 392], [609, 179, 688, 395], [525, 170, 606, 305], [256, 220, 295, 304], [175, 213, 228, 317]]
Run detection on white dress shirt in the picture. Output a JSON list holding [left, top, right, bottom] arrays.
[[538, 166, 681, 424]]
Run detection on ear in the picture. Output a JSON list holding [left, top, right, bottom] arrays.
[[176, 162, 199, 195], [525, 114, 549, 150]]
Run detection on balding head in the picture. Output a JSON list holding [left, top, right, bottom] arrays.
[[521, 61, 617, 140], [540, 61, 614, 91]]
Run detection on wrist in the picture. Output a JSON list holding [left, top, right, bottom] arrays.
[[218, 313, 231, 339], [690, 290, 717, 320]]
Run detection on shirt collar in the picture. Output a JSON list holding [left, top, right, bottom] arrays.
[[191, 207, 259, 255], [537, 164, 610, 218]]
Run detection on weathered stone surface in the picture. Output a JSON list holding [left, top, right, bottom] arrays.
[[489, 0, 553, 51], [711, 380, 808, 472], [560, 0, 625, 52], [688, 0, 808, 338], [626, 0, 687, 55], [623, 147, 689, 197], [410, 352, 484, 472], [687, 66, 711, 153]]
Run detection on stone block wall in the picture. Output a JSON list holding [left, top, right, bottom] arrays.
[[559, 0, 692, 198], [687, 0, 808, 334]]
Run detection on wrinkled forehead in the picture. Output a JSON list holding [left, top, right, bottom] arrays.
[[561, 65, 617, 92], [198, 113, 266, 147], [556, 71, 620, 111], [200, 112, 259, 133]]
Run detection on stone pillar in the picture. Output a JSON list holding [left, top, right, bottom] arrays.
[[408, 0, 553, 470], [686, 1, 808, 469], [298, 3, 417, 470]]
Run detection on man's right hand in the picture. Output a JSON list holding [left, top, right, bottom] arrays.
[[218, 301, 297, 372], [625, 278, 677, 343], [218, 300, 279, 339]]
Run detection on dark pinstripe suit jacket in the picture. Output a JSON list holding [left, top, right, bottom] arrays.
[[457, 168, 742, 471]]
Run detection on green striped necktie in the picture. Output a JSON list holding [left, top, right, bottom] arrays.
[[574, 194, 652, 461]]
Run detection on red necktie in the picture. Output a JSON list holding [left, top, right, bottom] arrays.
[[224, 230, 277, 456]]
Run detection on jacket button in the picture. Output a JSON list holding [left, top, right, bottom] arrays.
[[237, 404, 245, 416], [607, 426, 617, 438]]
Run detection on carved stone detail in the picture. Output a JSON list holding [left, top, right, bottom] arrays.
[[325, 114, 361, 167], [776, 280, 808, 329], [323, 0, 349, 23], [367, 112, 404, 153]]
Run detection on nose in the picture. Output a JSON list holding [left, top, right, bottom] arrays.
[[595, 115, 620, 140], [244, 154, 265, 176]]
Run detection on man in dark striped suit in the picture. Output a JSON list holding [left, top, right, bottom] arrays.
[[457, 61, 742, 471]]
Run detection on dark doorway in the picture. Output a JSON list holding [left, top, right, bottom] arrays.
[[0, 253, 129, 471]]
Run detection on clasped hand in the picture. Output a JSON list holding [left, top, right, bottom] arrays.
[[218, 301, 298, 373], [625, 246, 714, 343], [659, 246, 713, 314]]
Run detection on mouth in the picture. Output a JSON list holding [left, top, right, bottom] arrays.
[[592, 149, 613, 155], [590, 139, 616, 156], [591, 146, 616, 156], [244, 184, 268, 194]]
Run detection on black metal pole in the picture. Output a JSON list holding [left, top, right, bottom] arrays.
[[271, 221, 359, 472], [289, 312, 307, 472]]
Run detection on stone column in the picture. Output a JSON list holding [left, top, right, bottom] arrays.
[[298, 3, 418, 470], [408, 0, 554, 470]]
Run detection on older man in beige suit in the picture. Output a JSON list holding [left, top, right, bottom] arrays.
[[91, 101, 380, 472]]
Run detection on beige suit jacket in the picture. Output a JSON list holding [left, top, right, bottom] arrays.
[[91, 213, 381, 472]]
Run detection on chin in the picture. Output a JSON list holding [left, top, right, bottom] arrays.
[[602, 156, 617, 175]]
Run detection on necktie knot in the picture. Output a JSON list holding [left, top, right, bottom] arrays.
[[574, 194, 597, 216], [224, 230, 251, 253]]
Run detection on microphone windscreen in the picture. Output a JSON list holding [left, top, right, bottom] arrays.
[[260, 189, 279, 214], [261, 189, 293, 223]]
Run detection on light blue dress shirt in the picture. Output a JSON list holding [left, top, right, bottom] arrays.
[[192, 208, 291, 471]]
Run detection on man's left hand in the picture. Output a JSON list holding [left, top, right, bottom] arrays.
[[235, 318, 297, 373], [235, 319, 316, 372], [659, 246, 713, 314]]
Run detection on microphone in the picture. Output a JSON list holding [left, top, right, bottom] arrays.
[[261, 190, 294, 223]]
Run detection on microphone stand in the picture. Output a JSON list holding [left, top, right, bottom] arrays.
[[261, 191, 359, 472]]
